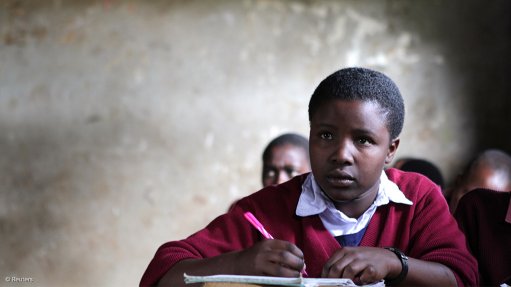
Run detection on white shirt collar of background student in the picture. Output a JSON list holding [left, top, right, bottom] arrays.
[[296, 171, 413, 237]]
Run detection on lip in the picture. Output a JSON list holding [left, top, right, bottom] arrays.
[[326, 170, 356, 187]]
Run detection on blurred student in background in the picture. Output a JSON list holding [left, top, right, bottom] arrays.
[[261, 133, 311, 187], [392, 157, 445, 190], [447, 148, 511, 213], [451, 148, 511, 286], [454, 188, 511, 286], [228, 133, 310, 211]]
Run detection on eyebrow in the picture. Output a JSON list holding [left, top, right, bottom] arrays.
[[314, 123, 382, 140], [315, 122, 377, 133]]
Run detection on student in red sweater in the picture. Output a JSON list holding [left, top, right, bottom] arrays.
[[140, 67, 478, 286], [447, 148, 511, 213], [454, 188, 511, 286]]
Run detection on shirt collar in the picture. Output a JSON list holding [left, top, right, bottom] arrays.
[[296, 171, 412, 217]]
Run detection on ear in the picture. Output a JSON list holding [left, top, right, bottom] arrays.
[[384, 138, 400, 165]]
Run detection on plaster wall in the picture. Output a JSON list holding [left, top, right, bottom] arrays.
[[0, 0, 510, 286]]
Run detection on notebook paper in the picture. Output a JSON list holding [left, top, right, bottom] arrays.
[[184, 274, 385, 287]]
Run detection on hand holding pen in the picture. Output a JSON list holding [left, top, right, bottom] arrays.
[[243, 211, 308, 277]]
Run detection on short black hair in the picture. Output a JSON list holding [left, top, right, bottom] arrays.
[[262, 133, 309, 162], [308, 67, 405, 140], [397, 158, 445, 189]]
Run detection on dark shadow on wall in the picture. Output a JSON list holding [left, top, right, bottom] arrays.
[[447, 0, 511, 153], [393, 0, 511, 154]]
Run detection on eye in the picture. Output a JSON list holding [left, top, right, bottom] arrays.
[[263, 169, 277, 179], [284, 167, 299, 177], [356, 136, 374, 146], [320, 132, 333, 140]]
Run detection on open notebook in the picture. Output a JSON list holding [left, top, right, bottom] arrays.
[[184, 274, 385, 287]]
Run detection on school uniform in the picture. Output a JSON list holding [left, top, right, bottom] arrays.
[[141, 168, 478, 286], [455, 188, 511, 286]]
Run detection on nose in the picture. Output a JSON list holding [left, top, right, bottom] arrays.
[[331, 139, 354, 165]]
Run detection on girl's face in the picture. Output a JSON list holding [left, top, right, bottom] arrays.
[[309, 100, 399, 216], [262, 144, 310, 187]]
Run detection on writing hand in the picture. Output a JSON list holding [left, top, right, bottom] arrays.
[[235, 239, 306, 277]]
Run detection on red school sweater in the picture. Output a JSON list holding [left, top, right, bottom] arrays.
[[454, 188, 511, 286], [140, 168, 478, 286]]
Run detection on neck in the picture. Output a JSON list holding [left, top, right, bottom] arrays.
[[323, 183, 379, 219]]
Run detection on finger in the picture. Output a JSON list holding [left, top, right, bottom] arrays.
[[322, 254, 355, 278], [283, 241, 305, 259], [339, 259, 365, 280], [264, 248, 304, 272], [321, 249, 346, 277], [260, 258, 302, 277], [283, 241, 306, 271], [340, 257, 380, 284], [357, 264, 379, 285], [266, 240, 305, 270], [267, 239, 304, 259]]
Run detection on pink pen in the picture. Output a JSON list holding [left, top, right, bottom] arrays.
[[243, 211, 308, 277]]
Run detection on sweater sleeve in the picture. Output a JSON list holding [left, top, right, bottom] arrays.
[[139, 204, 258, 287], [405, 175, 479, 286], [139, 176, 308, 286]]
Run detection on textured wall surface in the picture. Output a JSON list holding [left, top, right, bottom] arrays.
[[0, 0, 510, 286]]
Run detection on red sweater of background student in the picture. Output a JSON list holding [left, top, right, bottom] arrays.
[[454, 188, 511, 286], [140, 168, 478, 286]]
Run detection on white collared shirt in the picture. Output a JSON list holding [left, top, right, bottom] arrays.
[[296, 171, 413, 237]]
